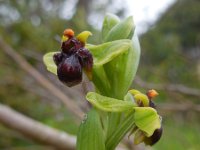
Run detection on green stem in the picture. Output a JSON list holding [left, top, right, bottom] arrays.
[[99, 111, 109, 136], [105, 111, 135, 150], [106, 112, 121, 140]]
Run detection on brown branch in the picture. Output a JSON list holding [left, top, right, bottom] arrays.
[[0, 37, 84, 120], [158, 103, 200, 112], [0, 103, 76, 150], [0, 104, 129, 150], [134, 76, 200, 97]]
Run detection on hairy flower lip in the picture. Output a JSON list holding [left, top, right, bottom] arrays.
[[53, 53, 62, 66], [53, 29, 93, 87], [144, 127, 163, 146], [57, 54, 82, 87], [61, 38, 83, 54]]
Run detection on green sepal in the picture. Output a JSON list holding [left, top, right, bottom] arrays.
[[86, 39, 131, 67], [77, 108, 106, 150], [86, 34, 140, 98], [134, 107, 161, 137], [43, 52, 58, 75], [103, 33, 140, 98], [86, 92, 136, 112]]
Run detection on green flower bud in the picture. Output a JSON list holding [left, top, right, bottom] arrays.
[[87, 14, 140, 98]]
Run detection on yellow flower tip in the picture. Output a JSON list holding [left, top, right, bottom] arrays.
[[129, 89, 141, 96], [63, 28, 74, 37], [61, 35, 69, 42], [76, 31, 92, 44], [147, 89, 159, 99]]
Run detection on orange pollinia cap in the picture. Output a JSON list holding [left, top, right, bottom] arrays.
[[63, 29, 74, 37], [147, 89, 159, 99]]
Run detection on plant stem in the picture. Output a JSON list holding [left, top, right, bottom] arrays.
[[106, 112, 121, 140], [105, 111, 135, 150]]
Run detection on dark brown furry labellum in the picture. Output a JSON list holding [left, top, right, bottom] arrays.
[[53, 30, 93, 87], [144, 127, 163, 146], [57, 54, 82, 87]]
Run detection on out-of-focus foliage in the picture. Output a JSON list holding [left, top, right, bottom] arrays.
[[140, 0, 200, 87], [137, 0, 200, 149]]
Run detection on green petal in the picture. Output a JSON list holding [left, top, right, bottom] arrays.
[[86, 92, 136, 112], [134, 107, 161, 137], [134, 130, 146, 145], [43, 52, 58, 75], [134, 93, 149, 107]]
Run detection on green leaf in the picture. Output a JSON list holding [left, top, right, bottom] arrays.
[[103, 16, 135, 42], [43, 52, 58, 75], [134, 107, 161, 137], [102, 13, 120, 41], [86, 92, 136, 112], [77, 108, 105, 150]]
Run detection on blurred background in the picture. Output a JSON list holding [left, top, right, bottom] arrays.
[[0, 0, 200, 149]]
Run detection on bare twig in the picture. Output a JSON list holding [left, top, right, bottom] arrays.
[[0, 37, 84, 120], [0, 103, 76, 150], [158, 103, 200, 112], [134, 76, 200, 97], [0, 104, 129, 150]]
